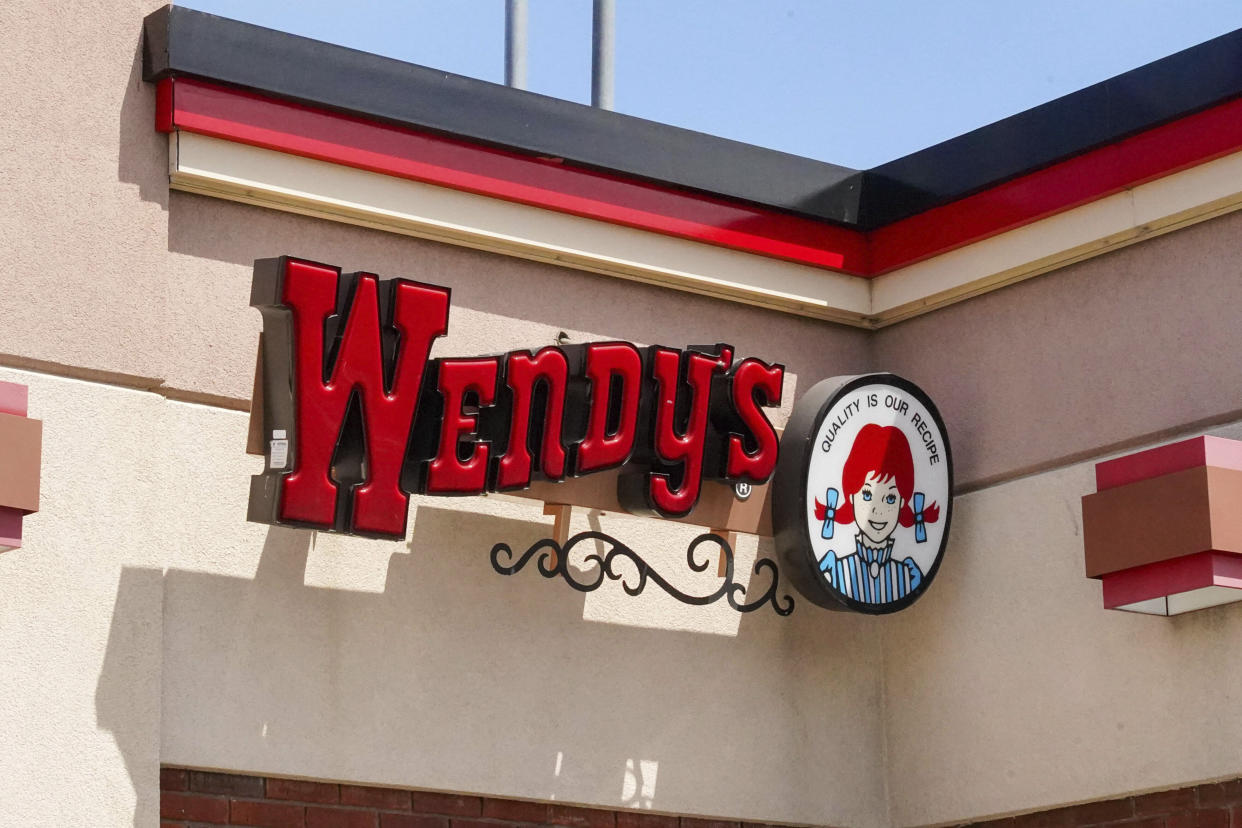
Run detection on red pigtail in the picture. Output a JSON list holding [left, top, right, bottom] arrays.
[[898, 500, 940, 527], [814, 497, 855, 524]]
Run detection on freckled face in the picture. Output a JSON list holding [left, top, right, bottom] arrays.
[[851, 472, 903, 545]]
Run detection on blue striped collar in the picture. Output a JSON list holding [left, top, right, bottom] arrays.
[[855, 534, 895, 568]]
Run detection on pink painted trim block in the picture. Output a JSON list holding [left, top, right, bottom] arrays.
[[1101, 551, 1242, 609], [0, 505, 22, 552], [1095, 436, 1242, 491], [0, 381, 27, 417]]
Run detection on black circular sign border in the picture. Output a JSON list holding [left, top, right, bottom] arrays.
[[772, 373, 954, 615]]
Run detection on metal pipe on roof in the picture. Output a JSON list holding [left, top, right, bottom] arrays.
[[592, 0, 615, 109], [505, 0, 528, 90]]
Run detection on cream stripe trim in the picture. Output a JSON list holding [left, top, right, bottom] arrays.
[[170, 133, 1242, 329], [872, 148, 1242, 323], [170, 133, 872, 325]]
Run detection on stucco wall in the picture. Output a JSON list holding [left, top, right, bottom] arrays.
[[871, 212, 1242, 825], [158, 426, 887, 826], [0, 366, 887, 828], [8, 1, 1242, 826], [872, 209, 1242, 491], [0, 368, 164, 826], [0, 2, 884, 824], [880, 420, 1242, 826]]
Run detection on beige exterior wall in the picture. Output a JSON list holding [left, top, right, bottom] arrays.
[[869, 209, 1242, 825], [0, 365, 888, 828], [881, 420, 1242, 825], [2, 3, 883, 825], [873, 210, 1242, 491], [6, 1, 1242, 826]]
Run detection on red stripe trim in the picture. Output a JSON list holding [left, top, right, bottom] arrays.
[[870, 96, 1242, 274], [1101, 551, 1242, 608], [1094, 436, 1242, 491], [162, 78, 868, 274], [158, 78, 1242, 277]]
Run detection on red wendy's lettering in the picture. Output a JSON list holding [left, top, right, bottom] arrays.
[[260, 258, 450, 537], [647, 346, 733, 517], [726, 358, 784, 480], [248, 256, 785, 539], [575, 342, 643, 474], [426, 358, 500, 495], [496, 348, 570, 489]]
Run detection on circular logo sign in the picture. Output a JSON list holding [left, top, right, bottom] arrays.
[[773, 374, 953, 614]]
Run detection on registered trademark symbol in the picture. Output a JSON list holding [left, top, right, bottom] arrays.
[[734, 481, 753, 500]]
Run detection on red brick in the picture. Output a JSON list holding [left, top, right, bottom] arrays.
[[447, 819, 497, 828], [408, 792, 483, 817], [1010, 809, 1073, 828], [1135, 788, 1198, 816], [160, 791, 229, 824], [1232, 804, 1242, 828], [617, 812, 678, 828], [161, 768, 190, 792], [160, 822, 188, 827], [549, 803, 616, 828], [1203, 810, 1233, 828], [1165, 809, 1230, 828], [1065, 798, 1134, 824], [229, 798, 305, 828], [1084, 817, 1162, 828], [1018, 798, 1133, 827], [306, 806, 379, 828], [341, 785, 412, 810], [189, 770, 265, 798], [381, 815, 448, 828], [680, 820, 739, 828], [268, 778, 341, 804], [1201, 782, 1242, 809], [481, 798, 550, 822]]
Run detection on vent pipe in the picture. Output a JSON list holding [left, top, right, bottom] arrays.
[[505, 0, 527, 89], [591, 0, 615, 109]]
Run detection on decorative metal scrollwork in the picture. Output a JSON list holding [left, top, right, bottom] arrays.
[[490, 531, 795, 616]]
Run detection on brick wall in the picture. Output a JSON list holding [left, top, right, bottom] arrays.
[[963, 780, 1242, 828], [160, 767, 780, 828], [161, 767, 1242, 828]]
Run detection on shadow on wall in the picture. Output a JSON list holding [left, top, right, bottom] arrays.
[[117, 34, 169, 209], [95, 507, 831, 825], [94, 565, 165, 828]]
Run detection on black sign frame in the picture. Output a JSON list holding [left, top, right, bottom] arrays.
[[772, 373, 954, 614]]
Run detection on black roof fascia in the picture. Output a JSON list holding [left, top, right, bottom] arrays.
[[142, 6, 1242, 232], [859, 26, 1242, 228], [141, 5, 865, 226]]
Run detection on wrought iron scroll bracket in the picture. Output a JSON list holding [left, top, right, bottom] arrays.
[[489, 531, 795, 616]]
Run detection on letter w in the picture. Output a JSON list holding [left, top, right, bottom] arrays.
[[279, 258, 449, 537]]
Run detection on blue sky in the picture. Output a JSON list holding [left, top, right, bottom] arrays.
[[177, 0, 1242, 169]]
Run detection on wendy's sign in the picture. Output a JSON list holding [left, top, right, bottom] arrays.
[[246, 257, 954, 615], [247, 256, 785, 539], [772, 375, 953, 614]]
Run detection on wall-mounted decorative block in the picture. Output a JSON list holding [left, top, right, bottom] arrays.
[[0, 381, 42, 553], [1082, 436, 1242, 615]]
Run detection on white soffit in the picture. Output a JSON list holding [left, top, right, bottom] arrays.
[[169, 132, 1242, 329], [872, 148, 1242, 324], [169, 133, 872, 325]]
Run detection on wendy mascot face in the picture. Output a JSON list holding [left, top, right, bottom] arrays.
[[772, 374, 953, 614]]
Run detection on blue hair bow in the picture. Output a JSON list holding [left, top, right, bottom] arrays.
[[821, 487, 839, 539], [913, 492, 927, 543]]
